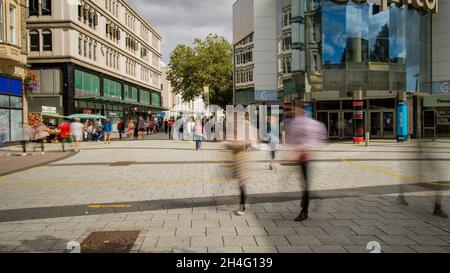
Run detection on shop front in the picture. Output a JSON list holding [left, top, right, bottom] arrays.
[[423, 95, 450, 138], [0, 76, 23, 142]]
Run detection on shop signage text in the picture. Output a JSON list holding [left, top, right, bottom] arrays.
[[432, 81, 450, 94], [335, 0, 438, 13], [41, 106, 57, 114], [424, 95, 450, 107]]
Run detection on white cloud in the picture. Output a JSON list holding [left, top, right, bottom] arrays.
[[128, 0, 235, 63]]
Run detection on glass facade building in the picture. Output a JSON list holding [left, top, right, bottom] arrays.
[[277, 0, 433, 139]]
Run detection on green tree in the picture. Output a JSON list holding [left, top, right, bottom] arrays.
[[167, 34, 233, 108]]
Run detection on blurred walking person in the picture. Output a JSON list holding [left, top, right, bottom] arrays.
[[117, 118, 124, 140], [268, 115, 280, 171], [71, 118, 84, 152], [397, 139, 448, 218], [138, 116, 146, 140], [193, 118, 203, 150], [285, 106, 327, 222], [127, 120, 135, 141], [103, 118, 112, 144], [20, 123, 33, 156], [57, 119, 71, 152], [32, 123, 49, 155]]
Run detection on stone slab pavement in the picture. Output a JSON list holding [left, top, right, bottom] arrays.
[[0, 136, 449, 253]]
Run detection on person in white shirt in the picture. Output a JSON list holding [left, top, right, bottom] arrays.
[[70, 118, 84, 152], [186, 118, 194, 141]]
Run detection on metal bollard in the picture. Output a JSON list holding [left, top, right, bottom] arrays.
[[365, 132, 370, 147]]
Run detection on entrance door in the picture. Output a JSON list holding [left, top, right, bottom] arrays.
[[370, 112, 381, 138], [328, 112, 340, 138], [343, 112, 353, 138], [423, 110, 435, 138], [382, 111, 394, 138]]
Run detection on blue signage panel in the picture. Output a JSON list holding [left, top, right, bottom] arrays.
[[432, 81, 450, 94], [397, 100, 408, 142], [304, 101, 313, 118], [255, 90, 278, 101], [9, 79, 22, 96], [0, 76, 9, 94]]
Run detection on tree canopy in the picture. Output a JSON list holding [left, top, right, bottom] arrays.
[[167, 34, 233, 108]]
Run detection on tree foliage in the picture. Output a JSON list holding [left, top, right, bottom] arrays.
[[167, 34, 233, 108]]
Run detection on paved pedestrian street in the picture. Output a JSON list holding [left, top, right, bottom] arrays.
[[0, 136, 449, 253]]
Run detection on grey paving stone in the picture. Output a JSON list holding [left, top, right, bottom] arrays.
[[265, 227, 297, 236], [223, 236, 257, 247], [381, 245, 416, 253], [192, 219, 220, 228], [173, 247, 207, 253], [311, 245, 348, 253], [322, 226, 357, 236], [206, 227, 237, 236], [301, 220, 332, 227], [272, 219, 305, 227], [406, 226, 450, 236], [247, 219, 277, 227], [409, 245, 449, 253], [135, 220, 164, 228], [145, 228, 176, 237], [236, 227, 268, 236], [208, 247, 243, 253], [163, 220, 192, 228], [378, 235, 418, 246], [190, 236, 224, 248], [178, 213, 206, 221], [140, 236, 159, 248], [255, 213, 284, 220], [343, 245, 370, 253], [328, 220, 356, 227], [346, 235, 380, 246], [242, 246, 278, 253], [286, 235, 322, 246], [330, 213, 360, 220], [407, 235, 448, 246], [276, 246, 313, 253], [157, 236, 190, 248], [219, 219, 249, 228], [375, 225, 415, 235], [352, 219, 384, 226], [294, 227, 327, 236], [254, 235, 290, 247], [315, 235, 353, 245], [349, 226, 385, 236]]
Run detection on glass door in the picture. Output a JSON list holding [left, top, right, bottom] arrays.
[[423, 110, 435, 138], [370, 112, 381, 138], [328, 112, 340, 138], [343, 112, 353, 138], [382, 112, 394, 138]]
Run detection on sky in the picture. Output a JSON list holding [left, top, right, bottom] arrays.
[[128, 0, 235, 65]]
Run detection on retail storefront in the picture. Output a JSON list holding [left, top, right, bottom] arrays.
[[423, 95, 450, 138], [0, 76, 24, 142]]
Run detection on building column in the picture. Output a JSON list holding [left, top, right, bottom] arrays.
[[353, 89, 364, 144], [397, 91, 408, 142], [62, 63, 75, 116]]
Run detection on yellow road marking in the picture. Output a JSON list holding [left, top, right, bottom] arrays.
[[88, 204, 132, 209], [342, 158, 450, 187]]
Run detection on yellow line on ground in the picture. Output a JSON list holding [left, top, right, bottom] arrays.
[[342, 158, 450, 187], [87, 204, 132, 209]]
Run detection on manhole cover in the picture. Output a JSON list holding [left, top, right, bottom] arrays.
[[80, 231, 140, 253], [109, 161, 136, 166]]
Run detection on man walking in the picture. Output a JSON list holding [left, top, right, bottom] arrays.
[[70, 118, 84, 152], [285, 106, 327, 222], [117, 118, 124, 140], [103, 118, 112, 144], [57, 119, 71, 152]]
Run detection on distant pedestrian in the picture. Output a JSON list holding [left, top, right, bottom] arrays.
[[138, 116, 146, 140], [57, 119, 71, 152], [193, 118, 203, 151], [285, 106, 327, 222], [103, 118, 112, 144], [70, 118, 84, 152], [127, 120, 135, 141], [117, 118, 124, 140], [168, 119, 174, 140], [146, 119, 150, 135], [164, 119, 169, 134]]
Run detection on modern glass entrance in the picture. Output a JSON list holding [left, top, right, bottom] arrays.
[[369, 110, 395, 139]]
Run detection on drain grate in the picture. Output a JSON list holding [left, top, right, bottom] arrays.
[[80, 231, 140, 253], [109, 161, 136, 167]]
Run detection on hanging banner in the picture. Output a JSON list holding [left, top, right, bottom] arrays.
[[397, 100, 408, 142]]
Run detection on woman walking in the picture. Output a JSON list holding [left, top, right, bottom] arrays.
[[193, 118, 203, 151], [32, 123, 49, 155], [127, 120, 135, 141]]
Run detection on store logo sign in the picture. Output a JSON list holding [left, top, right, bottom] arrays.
[[440, 82, 449, 94], [432, 81, 450, 94], [333, 0, 438, 13]]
